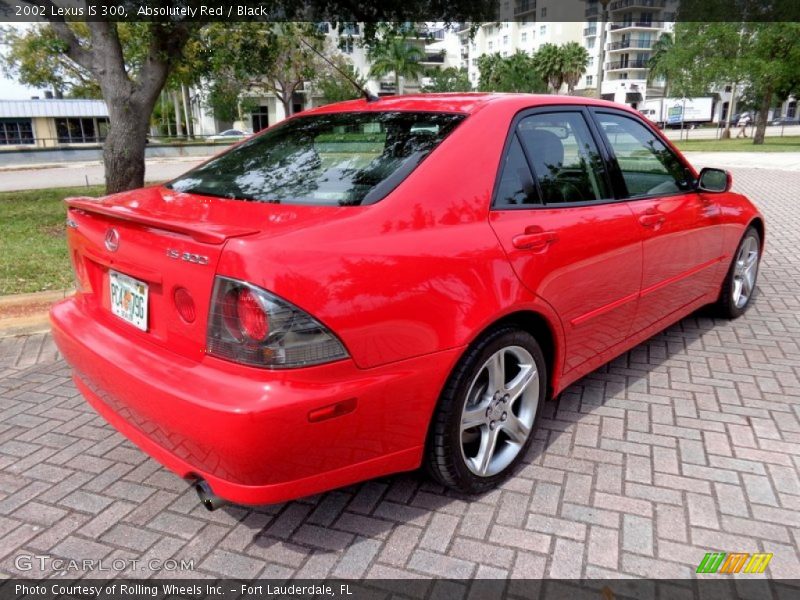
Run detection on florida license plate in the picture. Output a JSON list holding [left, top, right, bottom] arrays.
[[109, 270, 148, 331]]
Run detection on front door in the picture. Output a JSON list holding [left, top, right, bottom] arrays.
[[590, 109, 724, 334], [489, 109, 643, 375]]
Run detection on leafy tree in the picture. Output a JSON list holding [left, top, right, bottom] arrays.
[[532, 43, 564, 93], [560, 42, 589, 95], [654, 21, 800, 144], [2, 19, 199, 193], [0, 24, 101, 98], [313, 55, 367, 104], [646, 32, 674, 96], [422, 67, 472, 92], [369, 37, 425, 94], [477, 51, 546, 93]]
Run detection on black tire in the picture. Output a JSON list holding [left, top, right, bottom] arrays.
[[714, 226, 761, 319], [426, 327, 547, 494]]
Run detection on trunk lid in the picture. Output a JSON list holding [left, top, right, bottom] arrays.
[[65, 185, 348, 361]]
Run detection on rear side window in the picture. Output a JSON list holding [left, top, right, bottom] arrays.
[[494, 135, 540, 207], [594, 112, 691, 197], [516, 112, 610, 204], [169, 112, 465, 206]]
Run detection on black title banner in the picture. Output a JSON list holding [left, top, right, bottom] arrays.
[[0, 0, 798, 23], [2, 579, 800, 600]]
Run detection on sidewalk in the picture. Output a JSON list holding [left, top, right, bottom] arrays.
[[683, 152, 800, 171]]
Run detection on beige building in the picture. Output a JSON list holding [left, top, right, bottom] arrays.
[[0, 99, 109, 149]]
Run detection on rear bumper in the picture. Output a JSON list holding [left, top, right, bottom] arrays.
[[51, 297, 461, 505]]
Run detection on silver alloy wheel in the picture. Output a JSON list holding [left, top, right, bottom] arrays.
[[732, 234, 759, 309], [460, 345, 539, 477]]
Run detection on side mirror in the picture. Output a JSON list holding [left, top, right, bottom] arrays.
[[697, 167, 732, 193]]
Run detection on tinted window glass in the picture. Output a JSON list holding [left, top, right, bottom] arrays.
[[595, 112, 690, 197], [169, 112, 465, 206], [494, 135, 539, 207], [517, 112, 610, 204]]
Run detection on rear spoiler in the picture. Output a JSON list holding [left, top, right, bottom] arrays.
[[65, 197, 259, 245]]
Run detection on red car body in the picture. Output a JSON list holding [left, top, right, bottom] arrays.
[[51, 94, 764, 505]]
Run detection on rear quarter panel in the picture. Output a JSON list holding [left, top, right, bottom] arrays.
[[215, 102, 566, 371]]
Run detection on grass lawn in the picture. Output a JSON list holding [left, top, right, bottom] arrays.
[[673, 135, 800, 152], [0, 185, 105, 295]]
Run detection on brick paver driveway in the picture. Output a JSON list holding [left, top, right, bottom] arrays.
[[1, 167, 798, 580]]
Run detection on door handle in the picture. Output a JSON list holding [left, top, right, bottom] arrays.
[[512, 229, 558, 251], [638, 209, 665, 228]]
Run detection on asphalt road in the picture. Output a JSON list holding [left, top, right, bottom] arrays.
[[0, 156, 209, 192]]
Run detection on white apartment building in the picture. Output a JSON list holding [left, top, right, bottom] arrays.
[[582, 0, 679, 106]]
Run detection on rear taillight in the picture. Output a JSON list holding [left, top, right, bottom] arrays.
[[207, 277, 348, 368]]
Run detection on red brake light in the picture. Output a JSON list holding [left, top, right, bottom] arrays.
[[236, 289, 269, 341], [207, 277, 348, 368]]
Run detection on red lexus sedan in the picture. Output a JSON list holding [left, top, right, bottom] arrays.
[[51, 94, 764, 509]]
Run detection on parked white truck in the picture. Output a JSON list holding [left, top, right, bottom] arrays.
[[640, 97, 715, 128]]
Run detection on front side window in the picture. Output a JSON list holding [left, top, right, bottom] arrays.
[[169, 112, 465, 206], [516, 112, 610, 204], [595, 112, 690, 197]]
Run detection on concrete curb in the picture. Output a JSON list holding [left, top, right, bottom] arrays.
[[0, 289, 73, 338]]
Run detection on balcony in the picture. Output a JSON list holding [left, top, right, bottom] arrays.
[[421, 52, 446, 64], [607, 39, 654, 51], [607, 59, 650, 70], [610, 21, 664, 30], [584, 26, 598, 36], [585, 6, 599, 17], [609, 0, 666, 11], [515, 0, 536, 15]]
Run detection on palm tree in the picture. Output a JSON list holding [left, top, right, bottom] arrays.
[[647, 32, 675, 97], [561, 42, 590, 94], [532, 43, 565, 93], [369, 38, 425, 95]]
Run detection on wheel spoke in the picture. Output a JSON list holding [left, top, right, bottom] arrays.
[[462, 405, 487, 431], [505, 364, 536, 403], [502, 413, 530, 445], [473, 426, 499, 476], [486, 351, 505, 392]]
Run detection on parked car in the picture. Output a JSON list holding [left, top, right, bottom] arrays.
[[206, 129, 251, 142], [52, 94, 764, 509], [771, 116, 800, 127]]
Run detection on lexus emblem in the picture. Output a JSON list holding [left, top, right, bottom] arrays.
[[104, 228, 120, 252]]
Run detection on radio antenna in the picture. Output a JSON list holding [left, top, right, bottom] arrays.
[[299, 36, 380, 103]]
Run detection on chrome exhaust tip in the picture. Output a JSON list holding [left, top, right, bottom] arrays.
[[194, 479, 227, 511]]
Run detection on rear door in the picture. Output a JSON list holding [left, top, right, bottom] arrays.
[[590, 109, 724, 334], [489, 107, 643, 375]]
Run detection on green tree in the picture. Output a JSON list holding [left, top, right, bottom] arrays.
[[560, 42, 589, 95], [654, 22, 800, 144], [646, 32, 675, 96], [477, 51, 546, 93], [422, 67, 472, 92], [369, 37, 425, 94], [203, 22, 324, 119], [313, 55, 367, 104], [532, 44, 565, 93]]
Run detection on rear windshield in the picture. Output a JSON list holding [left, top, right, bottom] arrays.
[[168, 111, 465, 206]]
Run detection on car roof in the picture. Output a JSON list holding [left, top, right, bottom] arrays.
[[302, 92, 635, 117]]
